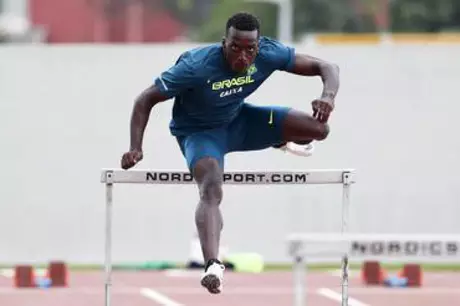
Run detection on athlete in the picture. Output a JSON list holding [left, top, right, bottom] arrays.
[[120, 12, 339, 294]]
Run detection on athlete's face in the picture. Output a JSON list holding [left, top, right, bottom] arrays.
[[223, 27, 259, 73]]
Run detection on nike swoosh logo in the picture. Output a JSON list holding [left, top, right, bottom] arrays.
[[268, 109, 273, 125]]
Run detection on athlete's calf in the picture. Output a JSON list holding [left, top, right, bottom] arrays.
[[192, 157, 224, 264]]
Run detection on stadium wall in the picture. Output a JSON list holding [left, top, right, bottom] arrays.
[[0, 43, 459, 264]]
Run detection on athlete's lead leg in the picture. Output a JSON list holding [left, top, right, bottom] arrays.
[[282, 108, 330, 142], [273, 108, 329, 156], [192, 157, 225, 294]]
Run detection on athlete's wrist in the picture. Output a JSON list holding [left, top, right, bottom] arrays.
[[320, 91, 335, 102], [129, 145, 142, 152]]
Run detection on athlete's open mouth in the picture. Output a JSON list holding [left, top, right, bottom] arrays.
[[233, 61, 249, 72]]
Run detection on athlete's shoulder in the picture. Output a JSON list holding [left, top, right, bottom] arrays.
[[176, 44, 222, 69], [257, 36, 296, 71], [258, 35, 286, 48], [156, 45, 221, 96]]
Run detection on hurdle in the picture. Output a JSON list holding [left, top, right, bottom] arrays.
[[288, 232, 460, 306], [100, 168, 355, 306]]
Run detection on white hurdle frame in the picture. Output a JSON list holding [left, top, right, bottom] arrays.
[[287, 170, 355, 306], [100, 168, 356, 306], [287, 232, 460, 306]]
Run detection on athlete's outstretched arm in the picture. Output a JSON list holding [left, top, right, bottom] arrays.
[[129, 85, 168, 151], [289, 54, 340, 122], [121, 85, 168, 169], [121, 53, 198, 169], [290, 54, 340, 101]]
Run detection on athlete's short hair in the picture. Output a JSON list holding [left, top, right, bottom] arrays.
[[226, 12, 260, 36]]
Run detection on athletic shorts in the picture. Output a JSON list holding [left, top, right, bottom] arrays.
[[176, 103, 291, 171]]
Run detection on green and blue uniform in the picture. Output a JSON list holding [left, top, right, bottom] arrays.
[[154, 36, 295, 170]]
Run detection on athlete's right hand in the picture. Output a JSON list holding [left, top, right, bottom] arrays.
[[312, 98, 334, 123], [121, 150, 143, 170]]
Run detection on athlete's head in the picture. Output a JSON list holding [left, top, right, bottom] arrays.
[[223, 12, 260, 73]]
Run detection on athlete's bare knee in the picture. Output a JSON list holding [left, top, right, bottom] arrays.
[[199, 177, 223, 205], [315, 122, 330, 140], [193, 157, 223, 205], [283, 109, 330, 142]]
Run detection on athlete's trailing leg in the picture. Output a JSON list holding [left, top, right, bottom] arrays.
[[192, 157, 225, 294]]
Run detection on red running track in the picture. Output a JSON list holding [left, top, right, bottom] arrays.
[[0, 269, 459, 305]]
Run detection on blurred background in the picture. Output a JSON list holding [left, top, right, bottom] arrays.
[[0, 0, 459, 268], [1, 0, 460, 43], [1, 3, 459, 306]]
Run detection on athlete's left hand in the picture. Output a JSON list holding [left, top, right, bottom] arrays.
[[312, 98, 334, 123]]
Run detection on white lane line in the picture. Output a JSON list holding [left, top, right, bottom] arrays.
[[140, 287, 184, 306], [0, 269, 13, 278], [164, 269, 200, 278], [0, 268, 47, 278], [317, 287, 370, 306], [328, 269, 357, 278]]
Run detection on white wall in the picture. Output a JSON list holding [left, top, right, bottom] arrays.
[[1, 43, 459, 264], [0, 0, 27, 18]]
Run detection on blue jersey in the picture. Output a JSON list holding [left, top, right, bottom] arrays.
[[154, 36, 296, 136]]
